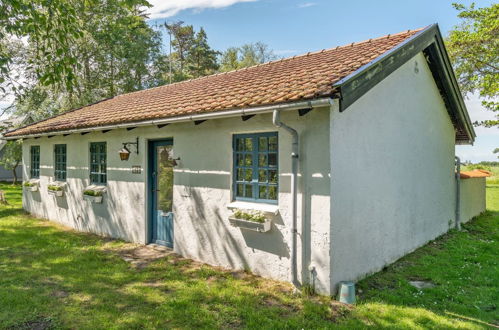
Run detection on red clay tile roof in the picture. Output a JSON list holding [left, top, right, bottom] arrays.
[[6, 28, 424, 137], [460, 170, 492, 179]]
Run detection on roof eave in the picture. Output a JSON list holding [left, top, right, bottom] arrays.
[[3, 97, 334, 140], [333, 24, 476, 144]]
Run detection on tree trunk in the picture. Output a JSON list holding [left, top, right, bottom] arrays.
[[12, 161, 19, 185]]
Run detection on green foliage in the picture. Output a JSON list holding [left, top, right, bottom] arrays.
[[47, 185, 63, 192], [23, 181, 35, 187], [9, 0, 162, 121], [162, 22, 219, 82], [220, 42, 278, 72], [0, 140, 21, 170], [0, 0, 84, 95], [0, 140, 22, 183], [232, 210, 266, 223], [447, 3, 499, 127], [83, 189, 102, 197]]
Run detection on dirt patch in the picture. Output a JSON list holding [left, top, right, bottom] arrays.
[[231, 271, 253, 280], [9, 318, 54, 330], [51, 290, 69, 298], [330, 301, 354, 323], [107, 244, 177, 269], [409, 280, 436, 290]]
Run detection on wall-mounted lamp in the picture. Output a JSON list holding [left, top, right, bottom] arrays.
[[119, 137, 139, 161]]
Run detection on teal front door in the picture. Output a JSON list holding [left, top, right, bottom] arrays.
[[149, 140, 174, 248]]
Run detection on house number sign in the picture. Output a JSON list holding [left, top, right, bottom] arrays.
[[131, 165, 142, 174]]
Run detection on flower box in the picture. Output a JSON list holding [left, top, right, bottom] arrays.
[[83, 185, 106, 204], [47, 183, 65, 197], [228, 216, 271, 232], [48, 189, 64, 197], [83, 194, 103, 204], [23, 180, 39, 192]]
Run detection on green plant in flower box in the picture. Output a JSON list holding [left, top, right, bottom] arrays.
[[48, 185, 63, 192], [83, 190, 103, 197], [233, 210, 266, 223]]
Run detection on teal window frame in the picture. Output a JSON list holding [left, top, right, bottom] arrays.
[[233, 132, 278, 204], [30, 145, 40, 179], [89, 142, 107, 184], [54, 144, 67, 181]]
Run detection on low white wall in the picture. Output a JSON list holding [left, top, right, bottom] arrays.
[[460, 177, 486, 223], [22, 108, 333, 294], [329, 52, 457, 293]]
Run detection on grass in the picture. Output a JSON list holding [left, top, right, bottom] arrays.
[[0, 182, 497, 329]]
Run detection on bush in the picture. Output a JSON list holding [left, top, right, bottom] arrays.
[[23, 181, 35, 187], [467, 164, 491, 171]]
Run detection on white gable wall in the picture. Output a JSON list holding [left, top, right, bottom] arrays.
[[21, 108, 333, 294], [329, 52, 456, 292]]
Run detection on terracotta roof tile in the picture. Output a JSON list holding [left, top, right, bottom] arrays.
[[6, 28, 423, 137], [460, 170, 492, 179]]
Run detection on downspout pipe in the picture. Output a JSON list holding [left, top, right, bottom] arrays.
[[272, 110, 299, 287], [455, 156, 461, 230]]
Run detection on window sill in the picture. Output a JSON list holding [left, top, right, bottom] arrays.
[[227, 201, 279, 215]]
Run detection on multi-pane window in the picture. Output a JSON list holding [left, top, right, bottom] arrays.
[[30, 146, 40, 178], [233, 132, 278, 203], [54, 144, 67, 181], [90, 142, 106, 184]]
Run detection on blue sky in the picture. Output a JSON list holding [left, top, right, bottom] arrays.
[[146, 0, 498, 162]]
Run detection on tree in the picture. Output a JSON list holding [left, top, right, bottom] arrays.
[[447, 3, 499, 127], [220, 47, 240, 72], [494, 148, 499, 159], [165, 21, 195, 80], [187, 28, 219, 78], [0, 0, 84, 96], [163, 22, 219, 81], [0, 140, 22, 184], [9, 0, 162, 120], [220, 42, 277, 72]]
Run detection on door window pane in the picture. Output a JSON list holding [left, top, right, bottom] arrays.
[[157, 146, 173, 213]]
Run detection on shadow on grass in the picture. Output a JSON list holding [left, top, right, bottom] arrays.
[[0, 216, 336, 329], [1, 182, 497, 328]]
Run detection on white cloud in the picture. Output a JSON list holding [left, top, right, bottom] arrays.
[[146, 0, 258, 19], [298, 2, 316, 8]]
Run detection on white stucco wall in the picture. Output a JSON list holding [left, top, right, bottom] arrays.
[[22, 108, 332, 294], [460, 177, 486, 223], [329, 52, 456, 293]]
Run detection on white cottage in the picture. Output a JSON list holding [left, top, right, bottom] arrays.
[[4, 24, 476, 295]]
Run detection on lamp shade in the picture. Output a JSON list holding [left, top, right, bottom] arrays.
[[119, 147, 130, 161]]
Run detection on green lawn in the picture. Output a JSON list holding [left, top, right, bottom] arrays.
[[0, 183, 497, 329]]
